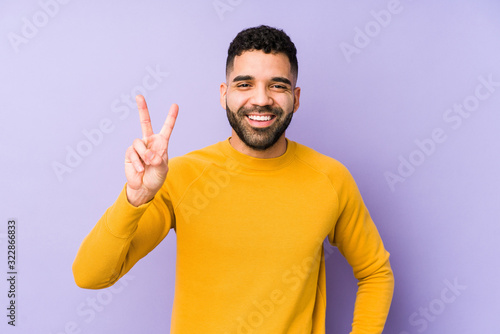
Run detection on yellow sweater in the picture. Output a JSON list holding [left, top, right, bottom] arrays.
[[73, 138, 394, 333]]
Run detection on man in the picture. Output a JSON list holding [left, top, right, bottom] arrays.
[[73, 25, 394, 333]]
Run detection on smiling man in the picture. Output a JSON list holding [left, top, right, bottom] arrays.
[[73, 25, 394, 333]]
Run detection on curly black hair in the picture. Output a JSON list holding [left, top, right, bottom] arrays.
[[226, 25, 298, 80]]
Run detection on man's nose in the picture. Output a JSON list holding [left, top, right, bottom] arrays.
[[250, 85, 273, 106]]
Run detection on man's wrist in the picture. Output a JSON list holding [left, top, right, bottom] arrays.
[[126, 184, 155, 207]]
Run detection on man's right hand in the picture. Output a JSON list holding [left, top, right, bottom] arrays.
[[125, 95, 178, 207]]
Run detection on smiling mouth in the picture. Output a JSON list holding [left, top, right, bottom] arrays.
[[246, 114, 276, 121]]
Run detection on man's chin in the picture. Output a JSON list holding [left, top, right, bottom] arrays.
[[226, 106, 293, 152], [239, 132, 283, 151]]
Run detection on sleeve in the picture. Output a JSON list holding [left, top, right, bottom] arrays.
[[72, 182, 175, 289], [328, 166, 394, 334]]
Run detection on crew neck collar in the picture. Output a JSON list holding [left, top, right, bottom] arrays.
[[219, 137, 296, 171]]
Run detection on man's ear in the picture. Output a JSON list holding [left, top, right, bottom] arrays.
[[220, 82, 228, 109], [293, 86, 301, 113]]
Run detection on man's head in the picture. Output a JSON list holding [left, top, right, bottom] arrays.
[[221, 26, 300, 154]]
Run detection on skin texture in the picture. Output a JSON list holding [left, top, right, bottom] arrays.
[[125, 50, 301, 206]]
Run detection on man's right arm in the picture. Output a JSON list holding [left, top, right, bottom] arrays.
[[72, 182, 174, 289], [72, 95, 179, 289]]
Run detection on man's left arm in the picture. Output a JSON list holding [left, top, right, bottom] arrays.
[[329, 166, 394, 334]]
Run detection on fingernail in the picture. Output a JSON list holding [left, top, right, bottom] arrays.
[[146, 151, 155, 162]]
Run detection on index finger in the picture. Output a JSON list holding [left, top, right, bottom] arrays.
[[136, 95, 154, 139], [159, 103, 179, 143]]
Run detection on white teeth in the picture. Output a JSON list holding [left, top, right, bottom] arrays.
[[248, 115, 272, 121]]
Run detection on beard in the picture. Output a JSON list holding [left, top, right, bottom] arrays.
[[226, 102, 294, 151]]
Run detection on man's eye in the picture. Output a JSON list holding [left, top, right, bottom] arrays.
[[237, 83, 250, 88], [272, 84, 287, 89]]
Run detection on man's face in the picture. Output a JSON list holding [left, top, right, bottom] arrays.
[[220, 50, 300, 151]]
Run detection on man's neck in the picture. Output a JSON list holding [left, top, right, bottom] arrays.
[[229, 132, 287, 159]]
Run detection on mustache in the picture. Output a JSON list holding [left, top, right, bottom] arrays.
[[237, 105, 284, 117]]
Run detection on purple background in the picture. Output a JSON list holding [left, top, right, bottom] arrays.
[[1, 0, 499, 333]]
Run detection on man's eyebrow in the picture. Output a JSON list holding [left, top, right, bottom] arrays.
[[232, 75, 254, 82], [271, 77, 292, 86], [231, 75, 292, 86]]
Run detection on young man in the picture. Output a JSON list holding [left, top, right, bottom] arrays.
[[73, 25, 394, 333]]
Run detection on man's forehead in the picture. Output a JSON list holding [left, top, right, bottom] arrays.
[[229, 50, 293, 80]]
